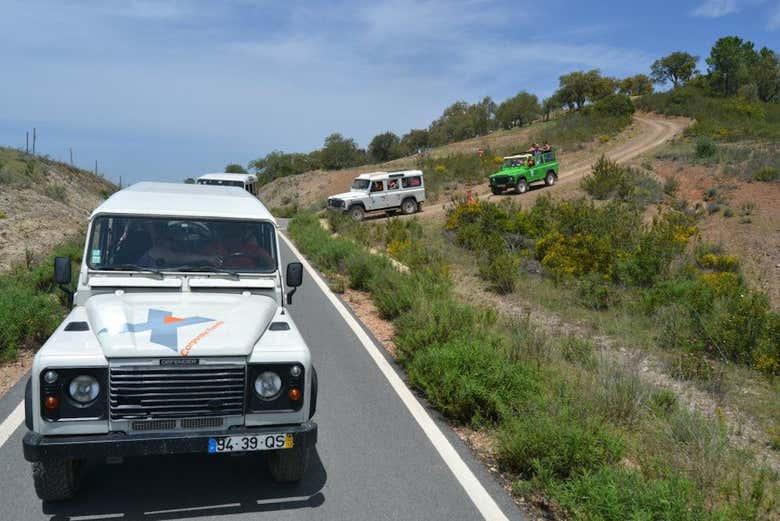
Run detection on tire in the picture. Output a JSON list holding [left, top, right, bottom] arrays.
[[491, 187, 501, 195], [401, 198, 417, 215], [515, 178, 528, 194], [32, 459, 81, 501], [348, 205, 365, 221], [266, 446, 312, 483], [545, 171, 556, 186]]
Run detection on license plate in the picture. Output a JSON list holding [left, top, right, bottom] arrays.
[[207, 433, 294, 453]]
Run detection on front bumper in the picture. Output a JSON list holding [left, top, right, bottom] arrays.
[[23, 421, 317, 462]]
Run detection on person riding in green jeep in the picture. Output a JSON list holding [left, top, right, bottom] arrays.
[[488, 145, 559, 195]]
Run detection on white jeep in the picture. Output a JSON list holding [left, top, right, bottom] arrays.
[[327, 169, 425, 220], [22, 182, 317, 501]]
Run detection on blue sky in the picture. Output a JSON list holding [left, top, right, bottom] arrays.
[[1, 0, 778, 185]]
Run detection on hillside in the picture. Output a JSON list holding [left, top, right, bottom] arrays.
[[258, 112, 684, 211], [0, 147, 116, 271]]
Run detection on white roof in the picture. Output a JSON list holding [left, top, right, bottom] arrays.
[[91, 182, 275, 221], [355, 169, 423, 180], [198, 172, 257, 183], [503, 154, 531, 160]]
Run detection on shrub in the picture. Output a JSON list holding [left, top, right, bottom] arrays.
[[270, 204, 298, 218], [551, 467, 707, 521], [650, 388, 679, 415], [592, 94, 635, 118], [577, 272, 617, 310], [754, 166, 778, 182], [478, 252, 519, 294], [663, 176, 680, 195], [695, 137, 718, 159], [697, 253, 739, 272], [558, 335, 595, 367], [723, 207, 734, 218], [407, 338, 539, 425], [0, 279, 63, 360], [496, 406, 624, 480], [0, 210, 6, 219], [344, 251, 378, 290]]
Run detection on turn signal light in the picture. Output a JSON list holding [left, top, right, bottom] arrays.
[[44, 395, 59, 410], [288, 388, 301, 401]]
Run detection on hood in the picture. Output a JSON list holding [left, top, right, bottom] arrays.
[[490, 166, 527, 178], [86, 292, 278, 358], [329, 191, 365, 201]]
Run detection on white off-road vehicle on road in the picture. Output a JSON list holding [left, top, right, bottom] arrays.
[[22, 182, 317, 501], [327, 169, 425, 220]]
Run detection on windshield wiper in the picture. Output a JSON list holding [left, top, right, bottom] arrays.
[[97, 264, 164, 278], [175, 265, 240, 280]]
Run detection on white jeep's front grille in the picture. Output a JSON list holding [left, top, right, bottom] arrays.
[[109, 365, 246, 420]]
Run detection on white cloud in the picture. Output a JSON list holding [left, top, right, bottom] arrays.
[[691, 0, 740, 17]]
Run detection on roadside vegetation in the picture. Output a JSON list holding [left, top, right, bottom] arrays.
[[0, 236, 83, 361], [445, 156, 778, 376], [289, 211, 778, 520]]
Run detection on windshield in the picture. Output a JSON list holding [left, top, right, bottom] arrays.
[[87, 215, 278, 273], [197, 179, 245, 188], [351, 179, 370, 191], [503, 158, 526, 169]]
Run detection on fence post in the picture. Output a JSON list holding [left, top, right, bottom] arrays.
[[32, 128, 36, 155], [26, 132, 29, 153]]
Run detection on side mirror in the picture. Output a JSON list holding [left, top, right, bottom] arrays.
[[54, 256, 74, 307], [285, 262, 303, 305], [54, 257, 72, 285]]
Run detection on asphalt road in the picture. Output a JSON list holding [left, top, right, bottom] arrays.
[[0, 234, 525, 521]]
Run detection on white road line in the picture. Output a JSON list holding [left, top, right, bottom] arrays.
[[0, 401, 25, 448], [280, 233, 511, 521]]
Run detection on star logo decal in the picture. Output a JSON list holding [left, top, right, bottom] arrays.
[[99, 309, 214, 351]]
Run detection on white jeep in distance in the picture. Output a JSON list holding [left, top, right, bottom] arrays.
[[327, 169, 426, 220], [22, 182, 317, 501]]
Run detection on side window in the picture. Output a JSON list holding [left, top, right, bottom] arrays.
[[387, 179, 400, 190], [402, 176, 421, 188], [371, 181, 384, 192]]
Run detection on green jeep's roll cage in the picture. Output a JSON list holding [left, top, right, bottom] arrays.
[[488, 151, 559, 195]]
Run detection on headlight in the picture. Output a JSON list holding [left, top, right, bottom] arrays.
[[68, 375, 100, 404], [254, 371, 282, 400]]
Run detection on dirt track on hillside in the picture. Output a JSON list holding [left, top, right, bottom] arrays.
[[404, 113, 689, 221]]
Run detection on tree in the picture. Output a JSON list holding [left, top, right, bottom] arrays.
[[400, 129, 430, 155], [248, 151, 318, 183], [224, 163, 247, 174], [184, 177, 196, 184], [320, 133, 366, 170], [650, 51, 699, 87], [495, 91, 540, 129], [428, 101, 477, 145], [618, 74, 654, 96], [706, 36, 758, 96], [541, 94, 561, 121], [368, 131, 402, 163], [753, 47, 780, 102], [556, 70, 615, 110], [467, 96, 497, 136]]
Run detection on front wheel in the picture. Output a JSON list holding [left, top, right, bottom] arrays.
[[266, 446, 313, 483], [401, 198, 417, 215], [348, 205, 365, 221], [515, 178, 528, 195], [491, 187, 501, 195], [545, 172, 556, 186], [32, 459, 81, 501]]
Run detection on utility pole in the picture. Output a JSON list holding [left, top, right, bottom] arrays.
[[69, 148, 73, 166], [119, 176, 122, 189], [32, 128, 36, 155], [94, 160, 98, 177], [26, 132, 29, 153]]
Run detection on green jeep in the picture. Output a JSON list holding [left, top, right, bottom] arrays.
[[488, 151, 559, 195]]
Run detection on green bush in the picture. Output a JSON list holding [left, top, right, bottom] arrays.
[[478, 252, 519, 294], [754, 166, 778, 182], [497, 406, 624, 480], [0, 279, 62, 360], [407, 338, 539, 425], [551, 467, 707, 521], [696, 137, 718, 158]]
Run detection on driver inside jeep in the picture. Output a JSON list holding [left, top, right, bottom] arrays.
[[133, 221, 274, 271]]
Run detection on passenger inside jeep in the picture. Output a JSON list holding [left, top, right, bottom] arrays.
[[90, 215, 277, 273]]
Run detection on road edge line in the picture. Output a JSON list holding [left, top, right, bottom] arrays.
[[280, 232, 511, 521], [0, 401, 24, 449]]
